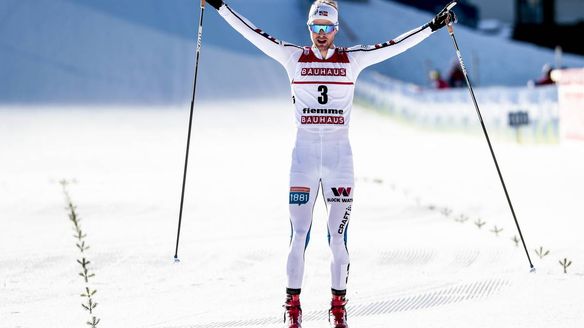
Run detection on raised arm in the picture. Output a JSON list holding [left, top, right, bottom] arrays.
[[347, 1, 457, 74], [207, 0, 301, 66], [347, 24, 433, 73]]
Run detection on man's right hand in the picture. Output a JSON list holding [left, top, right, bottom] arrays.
[[206, 0, 224, 10]]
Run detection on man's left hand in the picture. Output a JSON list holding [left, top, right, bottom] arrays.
[[429, 2, 457, 31]]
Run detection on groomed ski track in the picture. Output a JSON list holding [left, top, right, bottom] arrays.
[[1, 100, 583, 327]]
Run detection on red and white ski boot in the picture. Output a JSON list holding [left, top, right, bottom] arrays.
[[283, 294, 302, 328], [329, 295, 348, 328]]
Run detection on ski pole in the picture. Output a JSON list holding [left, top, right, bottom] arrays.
[[445, 14, 535, 272], [174, 0, 207, 263]]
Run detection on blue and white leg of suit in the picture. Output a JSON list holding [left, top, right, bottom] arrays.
[[288, 129, 353, 291]]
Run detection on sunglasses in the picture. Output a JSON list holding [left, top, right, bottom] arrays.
[[308, 24, 338, 34]]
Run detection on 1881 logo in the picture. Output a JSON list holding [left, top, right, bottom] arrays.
[[290, 187, 310, 206]]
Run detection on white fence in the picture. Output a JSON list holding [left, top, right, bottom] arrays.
[[355, 72, 560, 143]]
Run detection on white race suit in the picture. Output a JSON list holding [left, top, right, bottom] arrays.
[[216, 3, 433, 293]]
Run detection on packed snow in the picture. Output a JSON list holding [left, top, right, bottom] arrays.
[[1, 101, 583, 327]]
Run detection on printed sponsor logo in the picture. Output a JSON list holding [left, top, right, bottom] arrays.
[[301, 67, 347, 77], [338, 205, 352, 234], [290, 186, 310, 206], [318, 10, 329, 17], [332, 187, 352, 197], [345, 263, 350, 283], [327, 187, 353, 203], [301, 116, 345, 125], [196, 30, 203, 51], [456, 51, 468, 74], [302, 108, 344, 115]]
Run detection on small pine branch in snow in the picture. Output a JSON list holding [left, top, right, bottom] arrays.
[[535, 246, 550, 259], [87, 316, 101, 327], [475, 218, 486, 229], [490, 225, 503, 236], [77, 241, 90, 253], [60, 179, 101, 326], [82, 298, 98, 314], [511, 235, 520, 247], [74, 229, 88, 241], [81, 287, 97, 298], [454, 214, 469, 223], [78, 258, 96, 283], [559, 258, 572, 274], [440, 207, 452, 217]]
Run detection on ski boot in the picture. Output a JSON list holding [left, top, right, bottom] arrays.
[[283, 294, 302, 328], [329, 295, 348, 328]]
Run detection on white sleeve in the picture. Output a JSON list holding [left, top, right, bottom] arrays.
[[218, 4, 301, 66], [347, 24, 433, 75]]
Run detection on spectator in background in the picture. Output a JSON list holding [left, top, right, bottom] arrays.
[[448, 60, 465, 88], [532, 63, 555, 86], [429, 70, 449, 89]]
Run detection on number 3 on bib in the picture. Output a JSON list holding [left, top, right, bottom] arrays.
[[318, 85, 328, 105]]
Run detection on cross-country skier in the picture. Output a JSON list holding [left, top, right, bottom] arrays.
[[203, 0, 455, 327]]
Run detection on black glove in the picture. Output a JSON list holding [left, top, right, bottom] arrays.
[[206, 0, 224, 10], [429, 2, 457, 31]]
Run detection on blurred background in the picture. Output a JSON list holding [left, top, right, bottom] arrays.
[[0, 0, 582, 97], [2, 0, 583, 141]]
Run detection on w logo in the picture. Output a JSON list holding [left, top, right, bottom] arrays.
[[331, 187, 352, 197]]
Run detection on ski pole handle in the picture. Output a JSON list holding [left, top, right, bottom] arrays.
[[446, 14, 454, 35], [443, 1, 457, 34], [201, 0, 206, 8]]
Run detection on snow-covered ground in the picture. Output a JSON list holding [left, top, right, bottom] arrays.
[[1, 101, 583, 327]]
